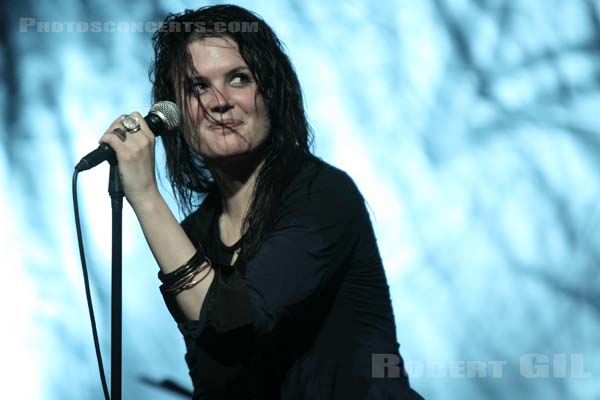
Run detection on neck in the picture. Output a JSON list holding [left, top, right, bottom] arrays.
[[207, 153, 265, 224]]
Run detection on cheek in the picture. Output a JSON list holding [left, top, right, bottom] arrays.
[[243, 95, 269, 125], [186, 97, 204, 123], [234, 88, 262, 114], [256, 101, 270, 133], [179, 99, 204, 148]]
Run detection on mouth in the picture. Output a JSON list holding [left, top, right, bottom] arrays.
[[208, 119, 243, 130]]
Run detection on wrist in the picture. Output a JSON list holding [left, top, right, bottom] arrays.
[[128, 189, 164, 213]]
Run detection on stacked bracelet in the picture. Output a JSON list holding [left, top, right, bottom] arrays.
[[158, 251, 203, 285], [159, 247, 213, 295], [168, 262, 212, 294]]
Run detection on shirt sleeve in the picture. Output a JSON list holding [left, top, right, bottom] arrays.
[[180, 166, 367, 361]]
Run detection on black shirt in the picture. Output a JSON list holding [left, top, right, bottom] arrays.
[[162, 156, 423, 400]]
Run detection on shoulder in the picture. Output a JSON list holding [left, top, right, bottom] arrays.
[[279, 155, 365, 220]]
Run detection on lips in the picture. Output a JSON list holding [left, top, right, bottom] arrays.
[[208, 119, 243, 129]]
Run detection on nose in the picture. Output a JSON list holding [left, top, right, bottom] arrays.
[[205, 86, 233, 114]]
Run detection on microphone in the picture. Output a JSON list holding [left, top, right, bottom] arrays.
[[75, 101, 182, 172]]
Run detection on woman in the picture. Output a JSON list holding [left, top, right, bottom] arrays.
[[100, 5, 422, 399]]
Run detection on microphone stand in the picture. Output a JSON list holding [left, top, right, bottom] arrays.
[[108, 161, 123, 400]]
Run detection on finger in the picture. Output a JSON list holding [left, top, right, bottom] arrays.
[[100, 112, 156, 150], [100, 114, 127, 143], [117, 113, 157, 156], [100, 130, 127, 153], [111, 127, 127, 142], [121, 112, 154, 150], [109, 114, 128, 132], [100, 120, 132, 151], [130, 111, 155, 140]]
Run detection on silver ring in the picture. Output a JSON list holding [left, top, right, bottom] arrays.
[[121, 114, 141, 133]]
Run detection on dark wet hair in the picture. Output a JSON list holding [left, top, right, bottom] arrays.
[[150, 4, 313, 262]]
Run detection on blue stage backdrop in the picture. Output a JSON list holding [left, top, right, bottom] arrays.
[[2, 0, 599, 398]]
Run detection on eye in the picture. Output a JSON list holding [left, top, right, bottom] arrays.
[[230, 73, 252, 86], [188, 80, 208, 95]]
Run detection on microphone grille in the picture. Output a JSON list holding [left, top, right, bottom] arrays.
[[150, 101, 182, 132]]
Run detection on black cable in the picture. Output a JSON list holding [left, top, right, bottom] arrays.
[[72, 170, 111, 400]]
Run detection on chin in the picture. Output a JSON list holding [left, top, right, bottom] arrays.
[[202, 146, 250, 161], [203, 143, 268, 166]]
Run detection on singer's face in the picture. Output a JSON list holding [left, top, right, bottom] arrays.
[[181, 37, 270, 162]]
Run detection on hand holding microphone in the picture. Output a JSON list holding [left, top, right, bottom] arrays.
[[75, 101, 182, 206], [75, 101, 181, 172]]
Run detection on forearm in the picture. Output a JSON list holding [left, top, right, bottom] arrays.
[[131, 191, 214, 320]]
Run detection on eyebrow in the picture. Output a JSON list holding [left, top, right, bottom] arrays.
[[189, 66, 252, 81]]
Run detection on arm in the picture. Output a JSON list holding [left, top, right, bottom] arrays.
[[131, 192, 214, 320], [100, 113, 212, 320]]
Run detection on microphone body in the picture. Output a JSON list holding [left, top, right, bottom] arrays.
[[75, 102, 181, 172]]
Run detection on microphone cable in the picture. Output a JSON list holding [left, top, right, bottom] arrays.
[[72, 169, 111, 400]]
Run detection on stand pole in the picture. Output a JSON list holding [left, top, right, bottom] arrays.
[[109, 163, 124, 400]]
